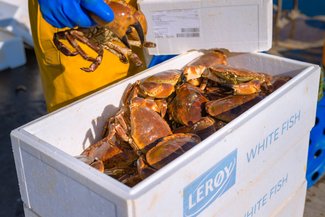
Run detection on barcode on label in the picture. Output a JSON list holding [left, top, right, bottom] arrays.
[[176, 32, 200, 38], [181, 28, 200, 33]]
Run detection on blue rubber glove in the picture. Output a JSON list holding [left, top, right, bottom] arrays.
[[38, 0, 114, 28]]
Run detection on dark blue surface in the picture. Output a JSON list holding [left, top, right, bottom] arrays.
[[306, 68, 325, 188], [307, 90, 325, 188], [148, 55, 177, 68], [274, 0, 325, 16]]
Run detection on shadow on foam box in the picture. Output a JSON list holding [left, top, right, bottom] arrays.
[[11, 51, 320, 217]]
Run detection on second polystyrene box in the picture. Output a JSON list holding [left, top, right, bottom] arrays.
[[209, 133, 309, 217], [11, 51, 320, 217], [138, 0, 273, 55], [271, 182, 308, 217]]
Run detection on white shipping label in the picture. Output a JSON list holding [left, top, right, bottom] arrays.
[[152, 9, 201, 39]]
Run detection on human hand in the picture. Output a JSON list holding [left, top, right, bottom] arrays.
[[38, 0, 114, 28]]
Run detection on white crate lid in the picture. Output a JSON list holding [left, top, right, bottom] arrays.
[[139, 0, 273, 55]]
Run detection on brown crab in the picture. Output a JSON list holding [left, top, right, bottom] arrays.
[[205, 74, 292, 122], [53, 0, 156, 72], [204, 65, 273, 95], [168, 83, 209, 126], [182, 49, 228, 88], [182, 50, 273, 95]]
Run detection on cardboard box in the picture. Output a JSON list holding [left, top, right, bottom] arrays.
[[11, 51, 320, 217], [271, 182, 307, 217], [138, 0, 273, 55]]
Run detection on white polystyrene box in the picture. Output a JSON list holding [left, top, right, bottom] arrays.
[[11, 51, 320, 217], [138, 0, 273, 55], [0, 30, 26, 70], [20, 134, 309, 217], [23, 204, 40, 217], [0, 1, 33, 46], [271, 182, 307, 217]]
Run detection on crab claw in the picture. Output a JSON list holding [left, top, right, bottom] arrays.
[[117, 20, 145, 48], [90, 1, 147, 48], [120, 35, 131, 48], [119, 24, 145, 48], [131, 21, 145, 45], [75, 155, 105, 172]]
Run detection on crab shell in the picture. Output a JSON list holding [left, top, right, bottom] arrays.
[[120, 69, 181, 108], [130, 97, 173, 152], [79, 134, 138, 173], [205, 65, 273, 95], [139, 70, 182, 98], [214, 95, 265, 122], [91, 1, 147, 47], [173, 116, 217, 140], [168, 83, 209, 126], [205, 94, 258, 117], [182, 49, 228, 84], [137, 133, 201, 179]]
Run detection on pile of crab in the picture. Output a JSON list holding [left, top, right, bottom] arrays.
[[77, 49, 291, 187]]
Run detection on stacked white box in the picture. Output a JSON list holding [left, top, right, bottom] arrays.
[[23, 204, 40, 217], [0, 1, 29, 70], [211, 134, 309, 217], [0, 1, 33, 46], [0, 30, 26, 70], [271, 182, 307, 217], [138, 0, 273, 55], [11, 51, 320, 217]]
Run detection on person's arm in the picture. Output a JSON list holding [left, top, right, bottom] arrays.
[[38, 0, 114, 28]]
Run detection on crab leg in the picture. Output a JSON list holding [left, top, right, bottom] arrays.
[[120, 35, 131, 48], [104, 41, 143, 67], [53, 31, 79, 56], [103, 44, 129, 64], [65, 31, 98, 62], [131, 22, 145, 45], [69, 30, 105, 72]]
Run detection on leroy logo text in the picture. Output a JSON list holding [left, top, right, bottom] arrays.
[[183, 150, 237, 217]]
